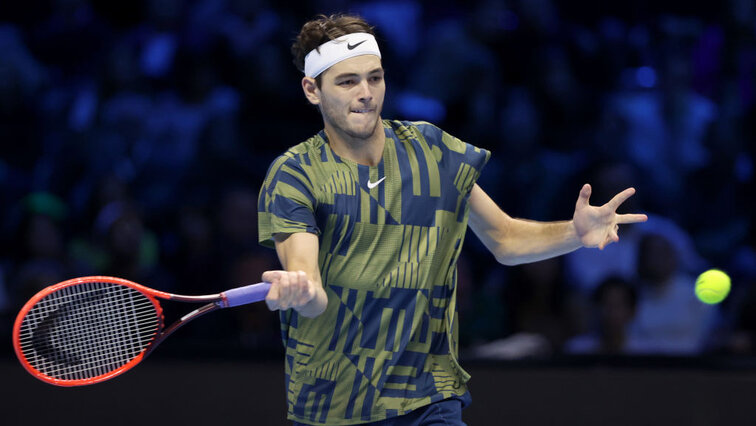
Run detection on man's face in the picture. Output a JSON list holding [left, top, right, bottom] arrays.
[[315, 55, 385, 141]]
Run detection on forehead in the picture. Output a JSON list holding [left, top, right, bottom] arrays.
[[322, 55, 383, 79]]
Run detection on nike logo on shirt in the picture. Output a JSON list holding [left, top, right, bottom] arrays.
[[367, 177, 386, 189], [347, 40, 367, 50]]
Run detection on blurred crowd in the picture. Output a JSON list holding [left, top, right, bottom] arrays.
[[1, 0, 755, 360]]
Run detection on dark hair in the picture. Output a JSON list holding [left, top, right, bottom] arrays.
[[291, 14, 376, 75]]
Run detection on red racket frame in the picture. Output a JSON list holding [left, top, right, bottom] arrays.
[[13, 276, 239, 386]]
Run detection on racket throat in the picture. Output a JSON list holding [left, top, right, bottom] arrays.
[[146, 302, 221, 356]]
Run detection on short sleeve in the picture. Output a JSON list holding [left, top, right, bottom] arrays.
[[412, 121, 490, 195], [257, 154, 319, 248]]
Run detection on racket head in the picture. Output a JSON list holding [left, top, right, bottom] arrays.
[[13, 276, 164, 386]]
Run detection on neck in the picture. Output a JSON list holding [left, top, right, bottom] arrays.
[[324, 119, 385, 166]]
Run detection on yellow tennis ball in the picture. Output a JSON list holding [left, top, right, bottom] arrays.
[[695, 269, 731, 304]]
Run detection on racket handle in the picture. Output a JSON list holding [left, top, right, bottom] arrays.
[[221, 282, 271, 308]]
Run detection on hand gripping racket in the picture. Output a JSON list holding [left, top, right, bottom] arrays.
[[12, 276, 271, 387]]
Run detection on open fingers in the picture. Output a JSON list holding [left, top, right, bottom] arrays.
[[616, 213, 648, 224], [598, 225, 620, 250], [606, 187, 636, 211], [575, 183, 592, 209], [610, 225, 620, 243]]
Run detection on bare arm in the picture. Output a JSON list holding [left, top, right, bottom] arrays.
[[468, 183, 647, 266], [263, 232, 328, 318], [468, 184, 581, 265]]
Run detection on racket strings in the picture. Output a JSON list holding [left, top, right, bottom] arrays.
[[17, 282, 160, 381]]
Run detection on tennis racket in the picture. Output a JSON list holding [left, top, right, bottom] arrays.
[[13, 275, 271, 387]]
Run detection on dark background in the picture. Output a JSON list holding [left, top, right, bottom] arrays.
[[3, 358, 756, 425], [1, 0, 755, 424]]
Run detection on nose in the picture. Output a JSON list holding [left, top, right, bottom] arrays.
[[357, 80, 372, 103]]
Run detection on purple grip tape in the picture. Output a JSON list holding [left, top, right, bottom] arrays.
[[221, 282, 271, 307]]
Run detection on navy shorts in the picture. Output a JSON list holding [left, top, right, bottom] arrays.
[[293, 394, 470, 426]]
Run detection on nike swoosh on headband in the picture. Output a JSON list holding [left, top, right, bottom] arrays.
[[304, 33, 381, 78], [347, 40, 367, 50], [367, 177, 386, 189]]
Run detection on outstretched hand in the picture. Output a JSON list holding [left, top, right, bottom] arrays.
[[573, 184, 648, 250]]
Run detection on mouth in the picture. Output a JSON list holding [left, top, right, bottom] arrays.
[[351, 108, 375, 114]]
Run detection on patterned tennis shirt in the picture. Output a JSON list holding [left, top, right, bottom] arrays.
[[258, 120, 490, 425]]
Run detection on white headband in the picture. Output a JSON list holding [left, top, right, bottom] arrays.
[[304, 33, 381, 78]]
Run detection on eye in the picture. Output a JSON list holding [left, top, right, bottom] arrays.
[[338, 79, 355, 86]]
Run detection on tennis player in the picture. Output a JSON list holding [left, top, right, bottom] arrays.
[[257, 14, 647, 425]]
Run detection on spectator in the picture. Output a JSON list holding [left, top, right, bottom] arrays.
[[628, 233, 717, 355], [565, 276, 643, 355], [0, 1, 752, 363]]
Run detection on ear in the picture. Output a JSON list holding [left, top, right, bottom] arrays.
[[302, 77, 321, 105]]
